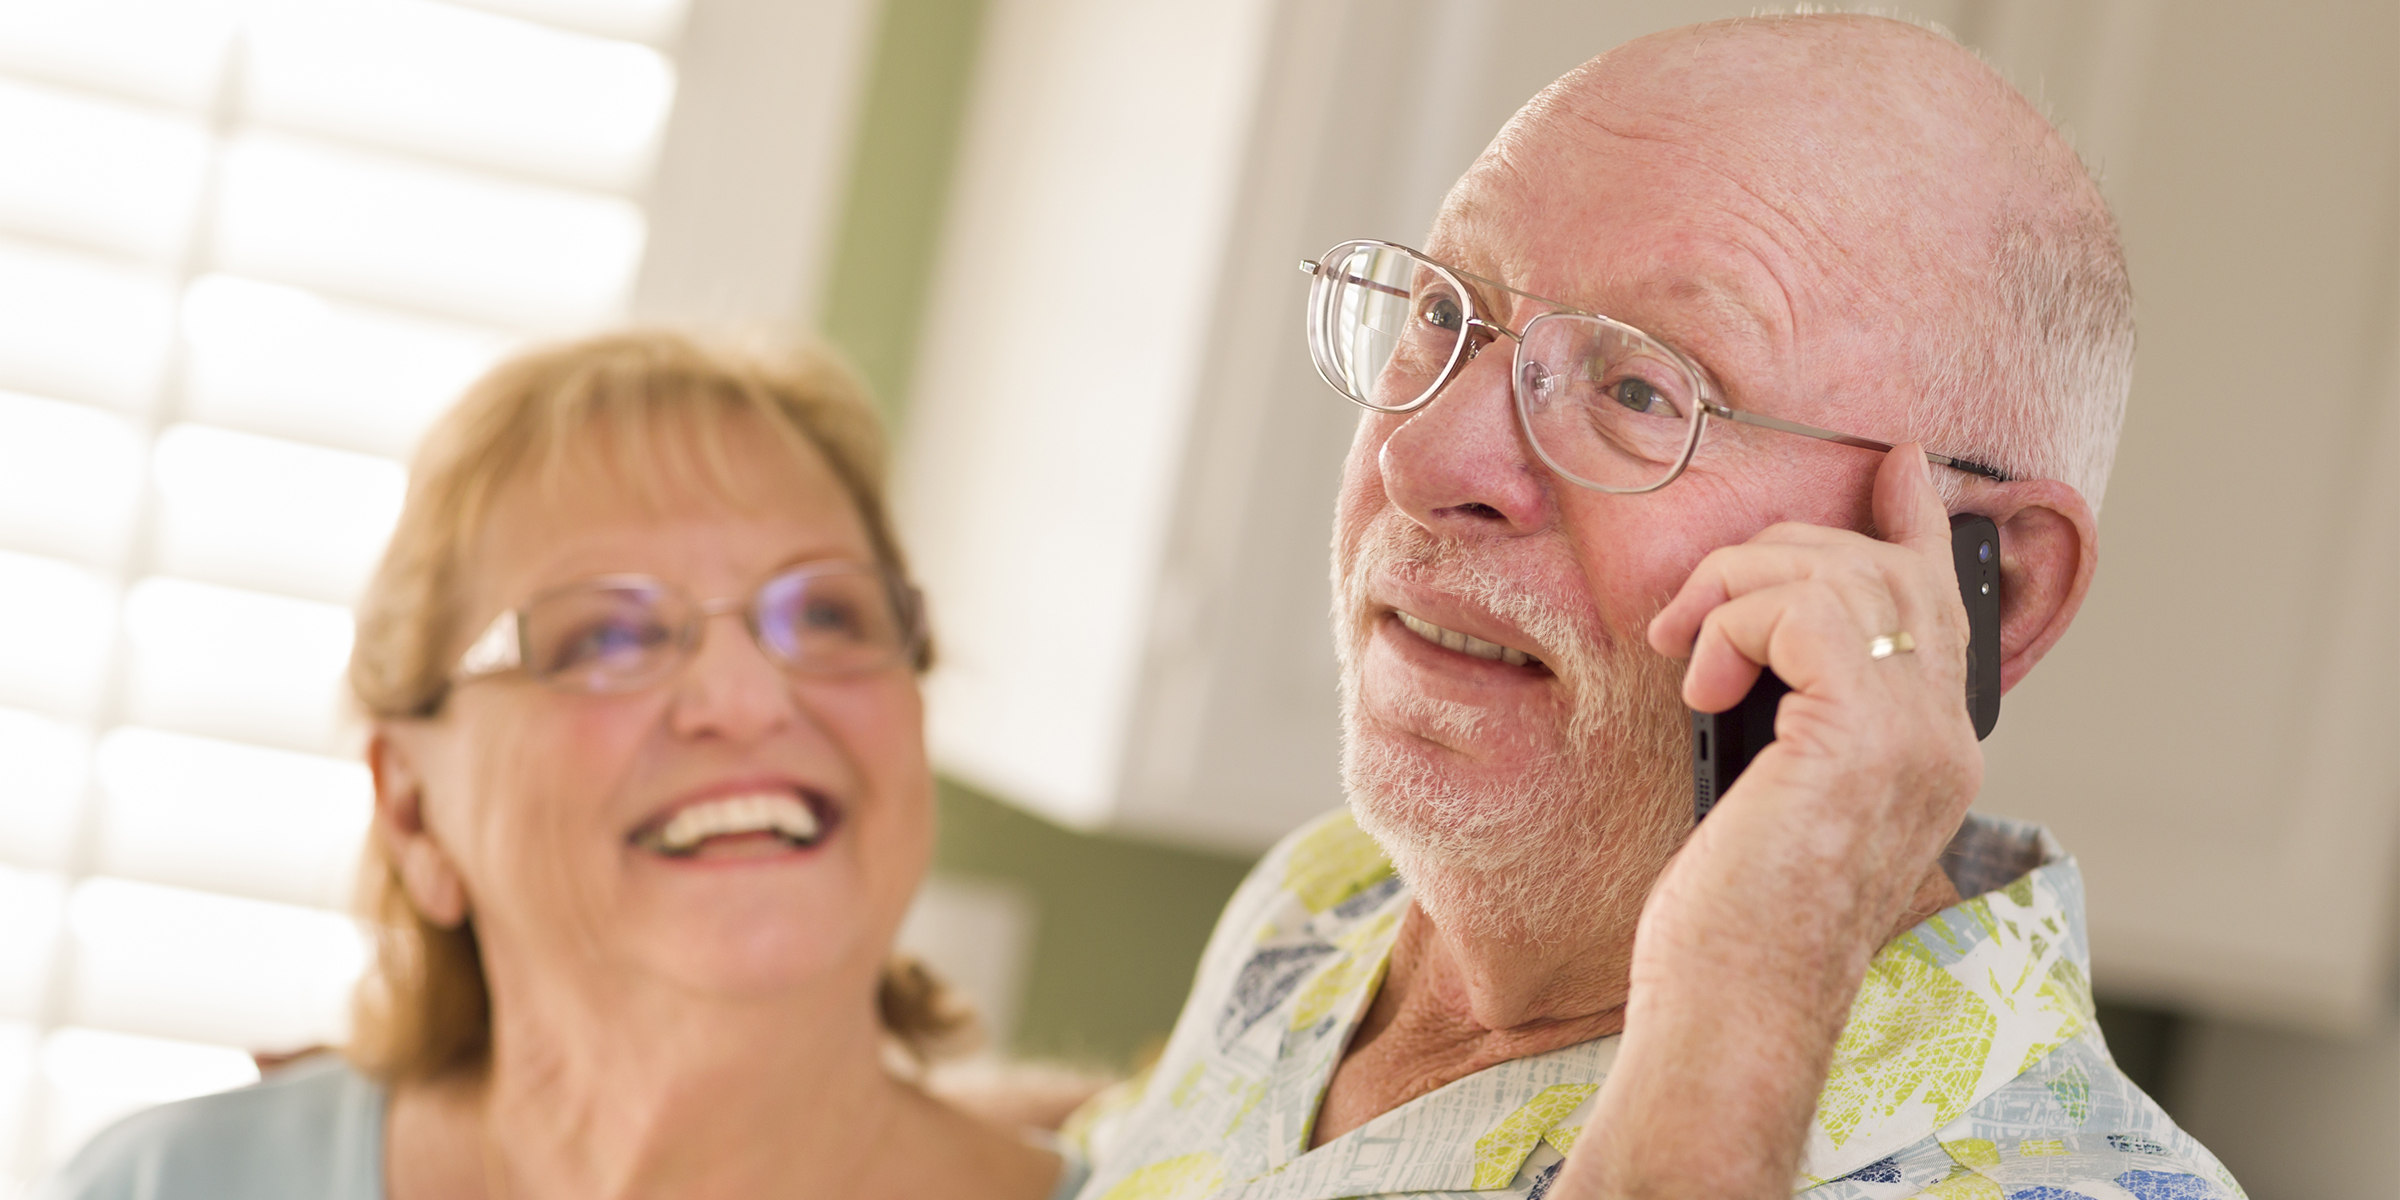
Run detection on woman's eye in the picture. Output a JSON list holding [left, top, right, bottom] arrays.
[[800, 598, 865, 637], [554, 617, 666, 669], [1418, 292, 1465, 333]]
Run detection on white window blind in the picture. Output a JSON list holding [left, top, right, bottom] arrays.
[[0, 0, 682, 1186]]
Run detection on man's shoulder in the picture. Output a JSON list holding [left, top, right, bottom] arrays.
[[1805, 819, 2246, 1200], [35, 1056, 386, 1200], [1806, 1030, 2246, 1200]]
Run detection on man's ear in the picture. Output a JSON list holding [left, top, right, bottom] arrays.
[[1974, 477, 2099, 692], [370, 725, 470, 929]]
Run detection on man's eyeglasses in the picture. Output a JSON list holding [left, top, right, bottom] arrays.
[[1299, 240, 2007, 493], [451, 561, 925, 698]]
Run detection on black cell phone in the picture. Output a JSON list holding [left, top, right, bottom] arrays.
[[1691, 513, 2002, 822]]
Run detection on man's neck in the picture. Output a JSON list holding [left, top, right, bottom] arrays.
[[1308, 861, 1963, 1149], [1309, 901, 1631, 1148]]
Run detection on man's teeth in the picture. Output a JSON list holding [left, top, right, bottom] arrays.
[[1396, 611, 1538, 667], [648, 793, 822, 855]]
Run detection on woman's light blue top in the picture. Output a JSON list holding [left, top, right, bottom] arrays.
[[36, 1055, 1090, 1200], [35, 1057, 382, 1200]]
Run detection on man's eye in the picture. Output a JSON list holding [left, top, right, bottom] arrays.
[[1611, 378, 1675, 416], [1418, 293, 1464, 333]]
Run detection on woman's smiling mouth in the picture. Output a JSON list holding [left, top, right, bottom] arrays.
[[630, 790, 835, 857]]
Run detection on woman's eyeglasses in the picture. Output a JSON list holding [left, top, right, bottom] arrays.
[[450, 560, 924, 698], [1299, 239, 2007, 492]]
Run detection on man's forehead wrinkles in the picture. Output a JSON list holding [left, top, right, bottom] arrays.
[[1448, 229, 1792, 373], [1659, 273, 1783, 358], [1714, 164, 1873, 295], [1426, 138, 1846, 421], [1547, 70, 1883, 281], [1472, 124, 1827, 301], [1425, 156, 1538, 265], [1566, 100, 1708, 158]]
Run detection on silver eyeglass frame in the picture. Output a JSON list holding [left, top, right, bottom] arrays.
[[446, 561, 927, 702], [1298, 239, 2008, 492]]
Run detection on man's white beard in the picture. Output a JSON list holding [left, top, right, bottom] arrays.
[[1334, 512, 1693, 946]]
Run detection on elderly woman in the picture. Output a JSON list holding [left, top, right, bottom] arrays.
[[43, 331, 1075, 1199]]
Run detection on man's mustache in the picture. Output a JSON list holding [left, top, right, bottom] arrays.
[[1340, 511, 1609, 676]]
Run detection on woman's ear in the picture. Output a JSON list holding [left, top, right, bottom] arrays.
[[370, 725, 469, 929], [1977, 477, 2099, 692]]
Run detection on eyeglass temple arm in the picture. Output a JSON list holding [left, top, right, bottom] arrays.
[[1702, 401, 2010, 482], [1299, 260, 1415, 304], [454, 609, 523, 681]]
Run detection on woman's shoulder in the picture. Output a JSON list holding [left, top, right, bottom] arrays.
[[35, 1055, 386, 1200]]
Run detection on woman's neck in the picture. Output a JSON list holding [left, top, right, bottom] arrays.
[[488, 977, 900, 1197], [386, 972, 1057, 1200]]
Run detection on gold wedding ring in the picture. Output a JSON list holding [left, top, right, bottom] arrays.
[[1869, 631, 1917, 660]]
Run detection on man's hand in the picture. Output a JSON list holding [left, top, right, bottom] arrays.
[[1555, 445, 1983, 1199]]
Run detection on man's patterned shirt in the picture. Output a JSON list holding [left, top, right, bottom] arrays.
[[1067, 810, 2241, 1200]]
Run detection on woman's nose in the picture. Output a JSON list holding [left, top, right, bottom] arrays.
[[665, 610, 798, 742]]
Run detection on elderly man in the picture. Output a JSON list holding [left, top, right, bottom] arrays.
[[1066, 14, 2242, 1200]]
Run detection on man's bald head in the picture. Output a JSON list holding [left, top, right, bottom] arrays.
[[1461, 14, 2131, 508]]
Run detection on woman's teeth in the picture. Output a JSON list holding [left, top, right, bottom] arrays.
[[1396, 610, 1539, 667], [641, 793, 822, 856]]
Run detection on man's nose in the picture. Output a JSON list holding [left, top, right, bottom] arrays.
[[1376, 340, 1552, 536], [666, 610, 798, 742]]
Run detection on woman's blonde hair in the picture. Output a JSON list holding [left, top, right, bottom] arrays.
[[344, 328, 970, 1081]]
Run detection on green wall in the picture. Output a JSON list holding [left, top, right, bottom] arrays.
[[933, 782, 1254, 1065], [818, 0, 985, 422], [817, 0, 1259, 1069]]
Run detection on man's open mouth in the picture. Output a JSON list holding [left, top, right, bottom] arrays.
[[1395, 610, 1545, 669], [629, 791, 834, 857]]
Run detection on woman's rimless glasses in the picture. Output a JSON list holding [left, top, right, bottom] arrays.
[[450, 560, 924, 700], [1299, 239, 2009, 493]]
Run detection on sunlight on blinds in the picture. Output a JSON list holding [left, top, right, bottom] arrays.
[[181, 274, 511, 457], [92, 729, 374, 911], [0, 0, 685, 1186], [0, 872, 66, 1017], [245, 0, 673, 190], [122, 579, 356, 752], [0, 714, 87, 873], [0, 79, 210, 259], [65, 878, 371, 1048], [0, 394, 146, 566], [0, 244, 177, 411], [0, 554, 117, 719], [150, 424, 408, 602], [215, 132, 647, 328]]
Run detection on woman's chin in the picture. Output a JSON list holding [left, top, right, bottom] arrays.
[[633, 920, 866, 997], [613, 862, 883, 994]]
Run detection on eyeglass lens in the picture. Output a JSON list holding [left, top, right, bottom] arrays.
[[1308, 242, 1706, 493], [1310, 243, 1470, 413], [1513, 312, 1703, 492], [516, 565, 913, 694]]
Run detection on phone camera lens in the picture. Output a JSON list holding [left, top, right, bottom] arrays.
[[1977, 540, 1993, 563]]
